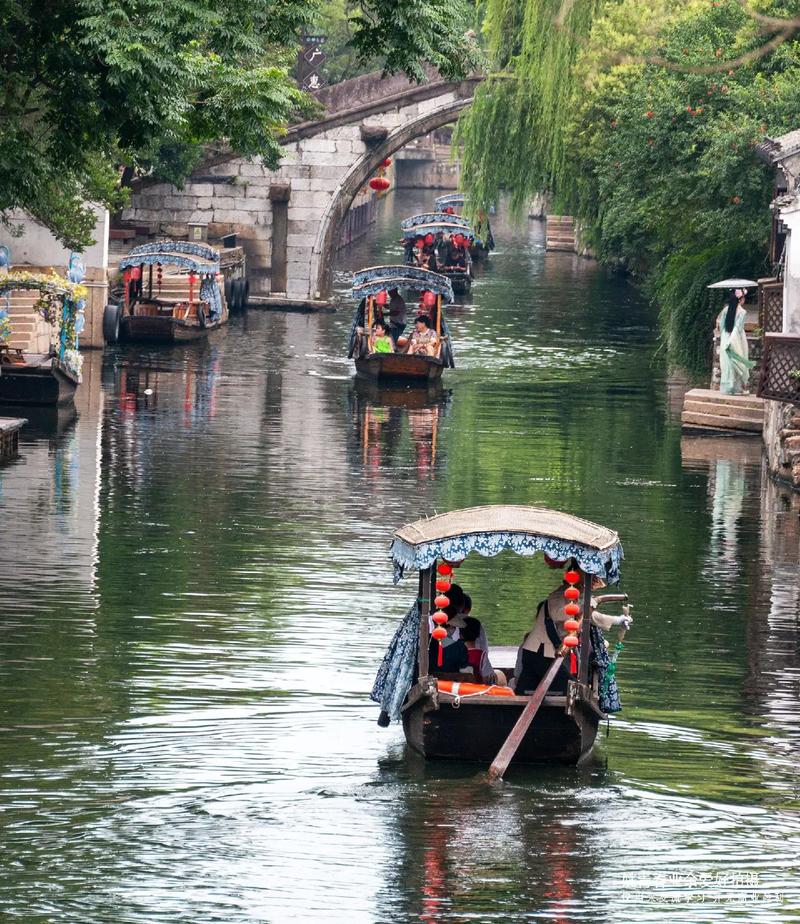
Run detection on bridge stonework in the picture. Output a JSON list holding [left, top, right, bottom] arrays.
[[122, 74, 479, 304]]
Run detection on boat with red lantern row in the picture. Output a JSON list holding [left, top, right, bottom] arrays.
[[401, 214, 474, 295], [348, 265, 455, 382], [104, 241, 229, 344], [371, 506, 631, 768]]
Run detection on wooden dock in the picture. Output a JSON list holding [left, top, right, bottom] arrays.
[[545, 215, 576, 252], [681, 389, 764, 435], [0, 417, 26, 462]]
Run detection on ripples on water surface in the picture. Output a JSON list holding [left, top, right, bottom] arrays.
[[1, 190, 799, 922]]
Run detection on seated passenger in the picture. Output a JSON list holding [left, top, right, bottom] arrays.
[[429, 610, 469, 673], [461, 615, 507, 686], [405, 315, 438, 356], [513, 563, 631, 695], [368, 320, 394, 354]]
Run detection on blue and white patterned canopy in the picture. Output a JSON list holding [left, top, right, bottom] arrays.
[[352, 265, 454, 303], [401, 221, 474, 240], [120, 240, 221, 275], [434, 193, 465, 209], [390, 505, 623, 584], [400, 212, 471, 231]]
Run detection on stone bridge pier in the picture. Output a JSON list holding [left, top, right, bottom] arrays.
[[123, 72, 480, 306]]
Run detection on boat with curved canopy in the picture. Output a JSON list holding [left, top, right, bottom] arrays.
[[433, 193, 494, 258], [401, 220, 473, 295], [348, 265, 455, 382], [371, 505, 630, 770], [109, 241, 228, 343], [0, 255, 87, 406]]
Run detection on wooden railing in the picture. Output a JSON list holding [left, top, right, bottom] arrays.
[[758, 277, 784, 334], [758, 333, 800, 405]]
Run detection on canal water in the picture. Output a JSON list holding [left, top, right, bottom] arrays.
[[1, 189, 799, 922]]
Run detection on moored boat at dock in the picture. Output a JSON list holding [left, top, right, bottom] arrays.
[[105, 241, 228, 344]]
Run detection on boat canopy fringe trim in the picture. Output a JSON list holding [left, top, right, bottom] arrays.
[[434, 193, 465, 209], [400, 212, 471, 231], [400, 221, 475, 240], [352, 264, 454, 302], [390, 531, 623, 585], [370, 601, 421, 722], [119, 252, 220, 275], [127, 240, 220, 262]]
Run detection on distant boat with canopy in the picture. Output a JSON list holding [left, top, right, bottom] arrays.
[[347, 265, 455, 382], [434, 193, 494, 258]]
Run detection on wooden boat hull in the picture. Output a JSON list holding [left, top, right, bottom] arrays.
[[120, 314, 226, 344], [355, 352, 445, 382], [402, 690, 600, 765], [0, 357, 79, 406], [445, 271, 471, 295]]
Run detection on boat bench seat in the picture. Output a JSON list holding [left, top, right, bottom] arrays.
[[432, 670, 477, 682]]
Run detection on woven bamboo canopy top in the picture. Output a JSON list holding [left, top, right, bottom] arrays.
[[390, 505, 624, 582], [395, 505, 618, 550]]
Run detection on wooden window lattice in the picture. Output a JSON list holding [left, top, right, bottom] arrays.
[[758, 278, 784, 334], [758, 334, 800, 405]]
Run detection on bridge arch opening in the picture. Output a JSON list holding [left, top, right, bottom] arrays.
[[309, 95, 473, 300]]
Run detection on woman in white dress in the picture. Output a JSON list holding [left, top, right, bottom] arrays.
[[717, 289, 754, 395]]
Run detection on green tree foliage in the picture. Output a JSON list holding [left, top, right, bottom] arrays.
[[458, 0, 800, 374], [0, 0, 478, 249]]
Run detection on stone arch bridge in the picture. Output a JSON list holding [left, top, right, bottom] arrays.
[[123, 70, 481, 305]]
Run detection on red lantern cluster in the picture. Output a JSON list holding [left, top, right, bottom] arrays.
[[156, 262, 163, 294], [376, 290, 388, 306], [432, 561, 453, 667], [562, 568, 581, 672], [381, 157, 392, 168], [453, 233, 465, 248], [422, 290, 436, 308], [369, 176, 391, 192], [424, 233, 434, 246], [444, 206, 455, 214]]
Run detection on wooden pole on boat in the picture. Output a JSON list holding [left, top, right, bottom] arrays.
[[435, 294, 442, 343], [578, 569, 592, 685], [487, 655, 565, 782], [417, 565, 432, 678], [367, 294, 374, 331]]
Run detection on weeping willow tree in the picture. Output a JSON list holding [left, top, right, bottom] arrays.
[[456, 0, 602, 215]]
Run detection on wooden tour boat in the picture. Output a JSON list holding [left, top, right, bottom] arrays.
[[401, 214, 474, 295], [371, 505, 630, 774], [348, 265, 455, 383], [0, 249, 87, 406], [434, 193, 495, 259], [106, 241, 229, 344]]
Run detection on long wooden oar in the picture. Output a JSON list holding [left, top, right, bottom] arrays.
[[487, 655, 564, 782]]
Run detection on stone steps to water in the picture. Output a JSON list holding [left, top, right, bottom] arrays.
[[545, 215, 576, 252], [681, 388, 764, 434]]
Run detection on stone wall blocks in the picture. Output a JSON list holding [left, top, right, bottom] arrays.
[[188, 183, 215, 197], [301, 138, 338, 153], [301, 150, 355, 167], [213, 209, 254, 223], [287, 206, 325, 221], [213, 196, 235, 209]]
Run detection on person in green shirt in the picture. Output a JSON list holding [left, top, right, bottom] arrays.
[[369, 320, 394, 354]]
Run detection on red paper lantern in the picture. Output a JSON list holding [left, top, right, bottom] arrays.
[[454, 233, 464, 247], [381, 157, 392, 168], [432, 610, 448, 624], [564, 619, 580, 633], [376, 290, 388, 306], [435, 579, 451, 593], [564, 569, 580, 585], [424, 233, 434, 245], [415, 236, 424, 246], [432, 626, 447, 641], [434, 595, 450, 609], [423, 290, 436, 307], [565, 603, 581, 617], [130, 266, 141, 281], [369, 176, 391, 191], [444, 206, 454, 214], [564, 586, 580, 600], [563, 635, 579, 648], [437, 562, 453, 576]]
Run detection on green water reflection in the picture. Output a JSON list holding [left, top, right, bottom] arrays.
[[0, 189, 798, 922]]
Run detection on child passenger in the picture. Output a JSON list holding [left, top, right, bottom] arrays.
[[369, 320, 394, 354], [461, 615, 507, 686]]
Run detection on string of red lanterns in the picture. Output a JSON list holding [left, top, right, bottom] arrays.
[[431, 560, 453, 667], [561, 568, 581, 675]]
